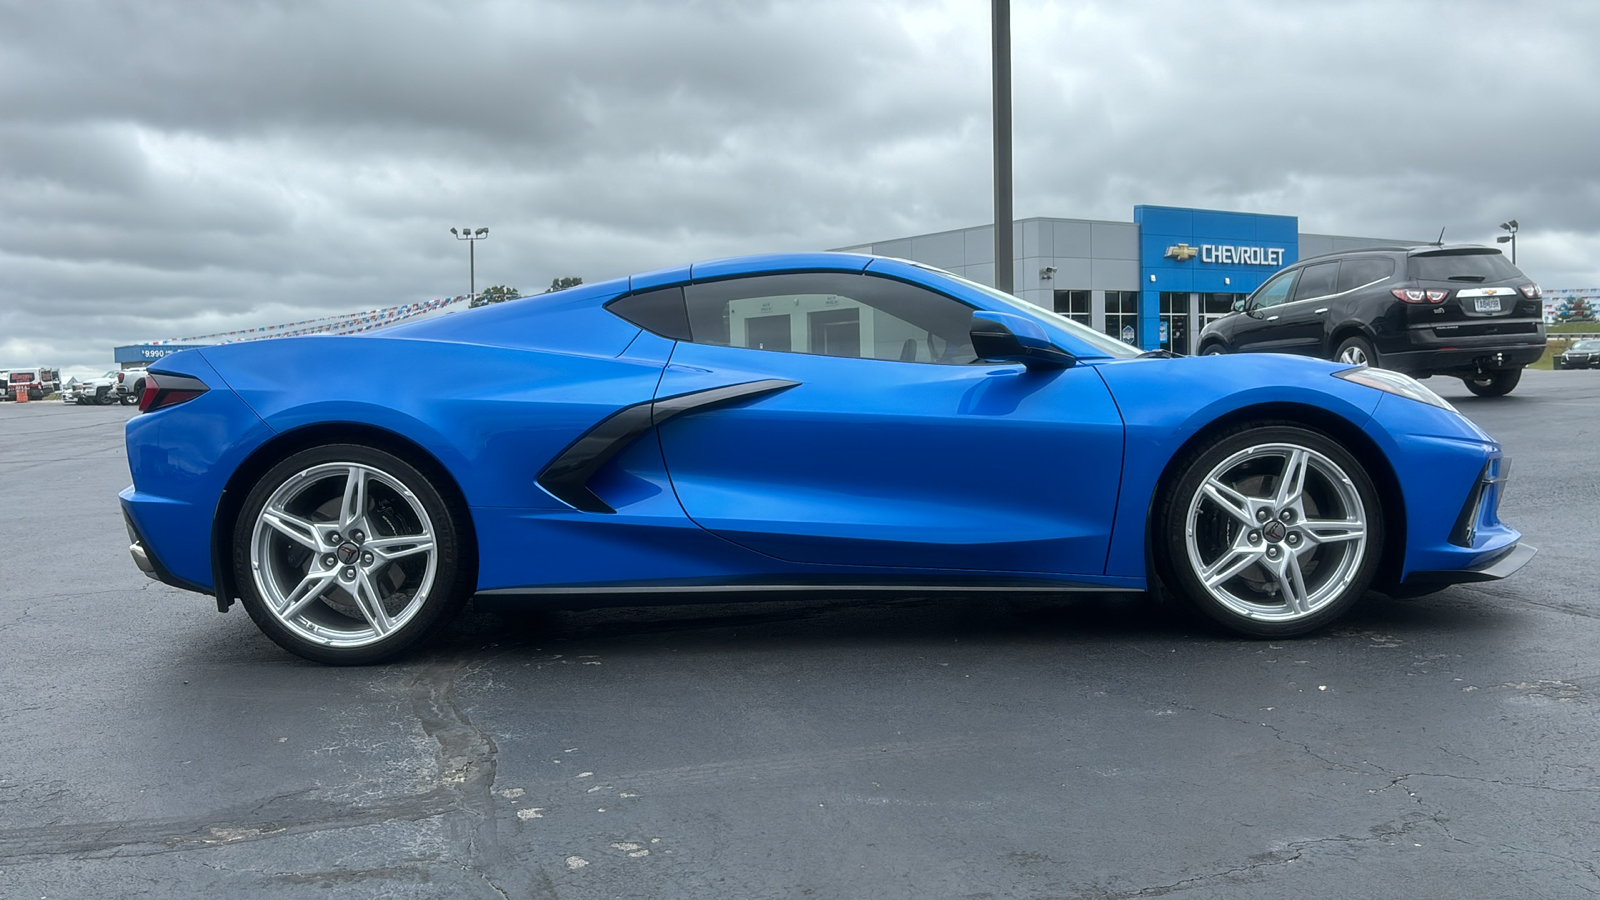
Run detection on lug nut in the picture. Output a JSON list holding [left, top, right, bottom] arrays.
[[362, 552, 374, 565], [1287, 533, 1301, 546], [342, 567, 356, 580], [1266, 546, 1280, 559], [329, 532, 341, 544], [1280, 509, 1295, 523], [322, 555, 337, 568], [352, 530, 364, 543], [1248, 531, 1261, 544], [1256, 509, 1270, 523]]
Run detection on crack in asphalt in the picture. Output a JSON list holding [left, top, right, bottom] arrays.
[[0, 658, 551, 897]]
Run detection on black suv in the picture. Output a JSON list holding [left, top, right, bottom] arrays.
[[1197, 245, 1545, 396]]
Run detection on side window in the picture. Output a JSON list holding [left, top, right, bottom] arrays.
[[1292, 262, 1339, 302], [1249, 270, 1299, 310], [1336, 257, 1395, 294], [682, 273, 978, 364], [605, 286, 691, 341]]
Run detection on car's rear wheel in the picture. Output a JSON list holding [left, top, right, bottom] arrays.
[[1201, 343, 1226, 356], [1462, 367, 1522, 397], [1335, 335, 1378, 368], [233, 444, 472, 664], [1157, 424, 1383, 637]]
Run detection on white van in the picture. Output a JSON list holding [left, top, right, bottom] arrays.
[[4, 366, 61, 401]]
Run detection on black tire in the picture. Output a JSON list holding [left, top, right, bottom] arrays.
[[1335, 335, 1379, 368], [1154, 423, 1384, 638], [232, 444, 473, 664], [1201, 343, 1226, 356], [1462, 368, 1522, 397]]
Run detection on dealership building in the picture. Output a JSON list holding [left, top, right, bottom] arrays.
[[836, 205, 1420, 354]]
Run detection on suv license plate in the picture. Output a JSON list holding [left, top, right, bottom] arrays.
[[1474, 297, 1502, 313]]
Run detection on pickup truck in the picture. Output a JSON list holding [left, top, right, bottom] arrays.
[[65, 372, 120, 405], [115, 367, 150, 405]]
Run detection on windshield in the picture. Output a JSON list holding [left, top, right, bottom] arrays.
[[1572, 341, 1600, 352], [921, 267, 1142, 359]]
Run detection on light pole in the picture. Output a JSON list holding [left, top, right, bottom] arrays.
[[1496, 219, 1518, 264], [992, 0, 1013, 294], [450, 227, 489, 302]]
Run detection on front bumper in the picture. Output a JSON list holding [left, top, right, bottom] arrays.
[[1390, 542, 1537, 597]]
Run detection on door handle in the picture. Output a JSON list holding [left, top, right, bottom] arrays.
[[1314, 308, 1328, 315], [1266, 315, 1280, 321]]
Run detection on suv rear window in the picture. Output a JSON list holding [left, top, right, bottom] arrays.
[[1408, 252, 1523, 283]]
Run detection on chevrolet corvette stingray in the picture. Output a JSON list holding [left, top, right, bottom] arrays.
[[121, 253, 1534, 663]]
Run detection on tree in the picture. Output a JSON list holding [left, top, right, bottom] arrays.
[[545, 276, 583, 294], [470, 284, 520, 308]]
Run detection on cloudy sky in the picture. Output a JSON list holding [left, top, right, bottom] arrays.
[[4, 0, 1598, 375]]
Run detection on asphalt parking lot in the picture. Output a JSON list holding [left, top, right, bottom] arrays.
[[1, 370, 1597, 899]]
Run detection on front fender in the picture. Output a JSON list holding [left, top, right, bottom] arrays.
[[1095, 354, 1383, 578]]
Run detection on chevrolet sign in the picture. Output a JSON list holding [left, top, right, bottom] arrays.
[[1164, 243, 1198, 262], [1199, 244, 1285, 266]]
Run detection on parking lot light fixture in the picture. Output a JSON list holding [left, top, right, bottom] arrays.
[[1497, 219, 1518, 264], [451, 226, 490, 302]]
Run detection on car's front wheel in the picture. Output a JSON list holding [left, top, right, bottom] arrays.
[[1157, 424, 1383, 637], [1462, 367, 1522, 397], [232, 444, 473, 664]]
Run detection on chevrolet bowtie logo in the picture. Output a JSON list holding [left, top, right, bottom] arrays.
[[1165, 243, 1198, 262]]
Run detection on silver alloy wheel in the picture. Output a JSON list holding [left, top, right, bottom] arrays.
[[249, 462, 438, 648], [1183, 442, 1368, 623], [1337, 344, 1369, 365]]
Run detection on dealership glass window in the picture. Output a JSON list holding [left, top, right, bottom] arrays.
[[1336, 257, 1395, 293], [681, 272, 978, 364], [1159, 291, 1191, 355], [1200, 293, 1240, 329], [1104, 290, 1139, 344], [1053, 289, 1091, 326]]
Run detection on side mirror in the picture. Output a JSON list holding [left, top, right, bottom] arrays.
[[970, 311, 1076, 369], [1232, 298, 1246, 313]]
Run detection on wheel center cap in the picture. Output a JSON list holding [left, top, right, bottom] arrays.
[[1263, 521, 1287, 543], [336, 541, 361, 564]]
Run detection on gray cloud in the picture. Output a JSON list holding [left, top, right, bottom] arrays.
[[3, 0, 1597, 374]]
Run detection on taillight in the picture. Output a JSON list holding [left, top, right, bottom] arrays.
[[1391, 289, 1447, 304], [1519, 283, 1542, 299], [137, 372, 209, 413]]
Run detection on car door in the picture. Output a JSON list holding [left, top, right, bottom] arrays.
[[1268, 261, 1340, 357], [650, 270, 1126, 576], [1229, 268, 1300, 353]]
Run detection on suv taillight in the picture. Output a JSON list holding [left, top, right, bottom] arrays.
[[137, 372, 208, 413], [1519, 283, 1542, 299], [1392, 288, 1449, 304]]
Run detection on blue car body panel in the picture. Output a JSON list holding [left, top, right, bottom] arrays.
[[120, 251, 1527, 608], [655, 342, 1124, 574]]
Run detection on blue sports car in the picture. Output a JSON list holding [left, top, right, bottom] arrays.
[[121, 253, 1534, 664]]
